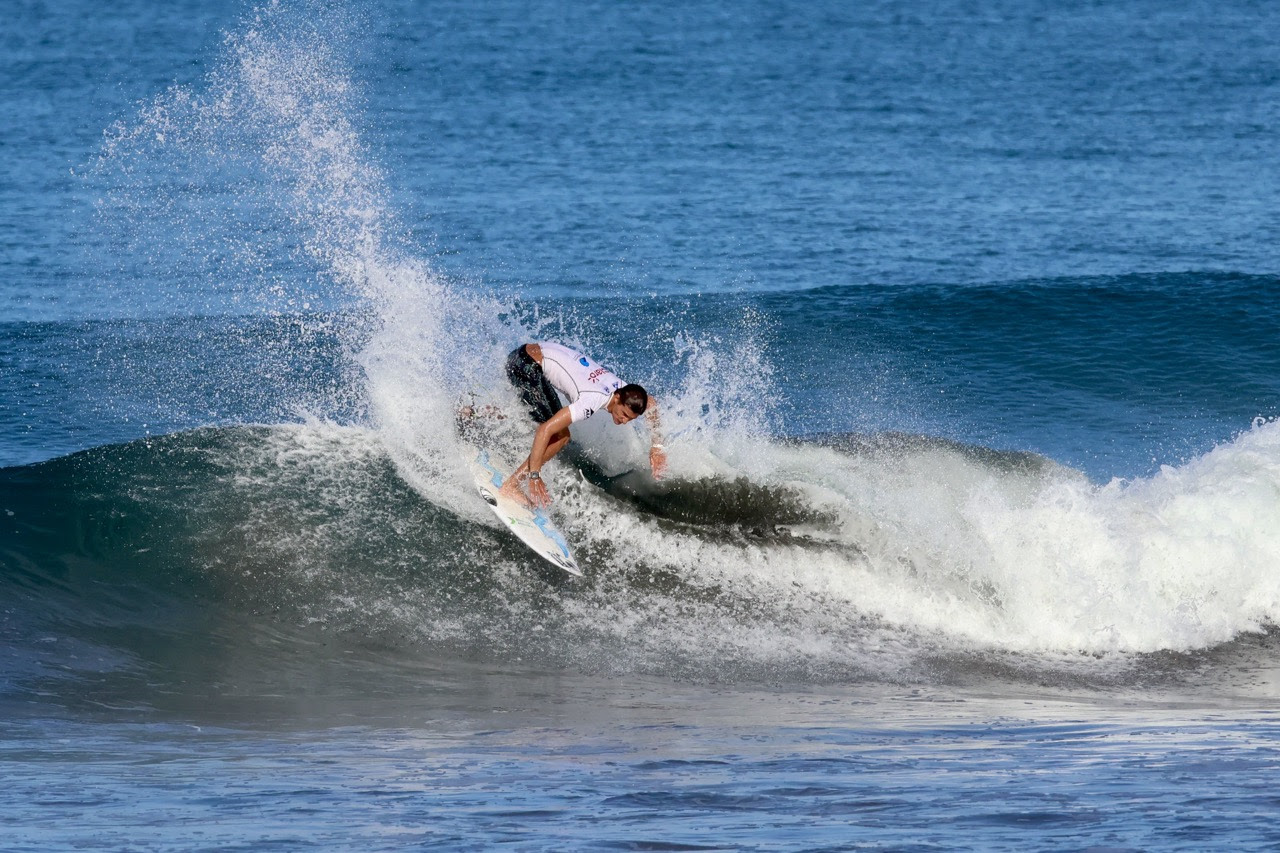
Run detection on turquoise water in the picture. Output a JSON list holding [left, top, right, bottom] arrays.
[[3, 0, 1280, 849]]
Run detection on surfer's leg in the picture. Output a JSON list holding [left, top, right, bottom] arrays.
[[506, 346, 560, 422]]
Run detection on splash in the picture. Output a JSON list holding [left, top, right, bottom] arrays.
[[89, 0, 776, 519], [92, 0, 490, 511], [95, 1, 384, 318]]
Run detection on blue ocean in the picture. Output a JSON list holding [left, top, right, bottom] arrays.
[[4, 0, 1280, 848]]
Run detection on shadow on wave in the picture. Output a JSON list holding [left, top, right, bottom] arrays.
[[574, 456, 839, 545]]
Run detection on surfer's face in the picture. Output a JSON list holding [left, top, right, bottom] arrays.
[[608, 395, 640, 425]]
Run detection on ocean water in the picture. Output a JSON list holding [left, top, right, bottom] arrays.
[[3, 0, 1280, 849]]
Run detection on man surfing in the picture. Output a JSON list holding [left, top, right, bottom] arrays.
[[500, 342, 666, 507]]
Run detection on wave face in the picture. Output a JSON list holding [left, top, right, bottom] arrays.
[[3, 420, 1278, 705]]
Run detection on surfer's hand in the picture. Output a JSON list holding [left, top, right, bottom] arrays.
[[527, 474, 552, 508], [649, 444, 667, 479]]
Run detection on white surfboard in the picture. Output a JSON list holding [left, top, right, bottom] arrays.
[[468, 449, 582, 577]]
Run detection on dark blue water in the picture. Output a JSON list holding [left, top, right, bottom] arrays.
[[4, 0, 1280, 849]]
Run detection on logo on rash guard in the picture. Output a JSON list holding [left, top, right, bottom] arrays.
[[579, 357, 590, 367], [587, 368, 607, 383]]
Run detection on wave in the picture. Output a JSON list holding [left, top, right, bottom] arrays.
[[2, 419, 1278, 698]]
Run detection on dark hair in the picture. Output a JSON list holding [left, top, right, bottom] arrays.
[[618, 383, 649, 415]]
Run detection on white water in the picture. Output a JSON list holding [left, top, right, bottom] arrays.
[[545, 417, 1280, 673]]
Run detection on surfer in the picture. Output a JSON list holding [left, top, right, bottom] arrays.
[[500, 342, 666, 507]]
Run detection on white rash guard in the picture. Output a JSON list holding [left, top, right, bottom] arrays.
[[536, 342, 625, 424]]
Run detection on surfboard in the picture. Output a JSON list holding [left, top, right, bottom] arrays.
[[468, 449, 583, 577]]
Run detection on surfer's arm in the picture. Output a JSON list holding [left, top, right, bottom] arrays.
[[501, 407, 572, 507], [646, 397, 667, 479], [524, 407, 573, 505], [530, 408, 572, 472]]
